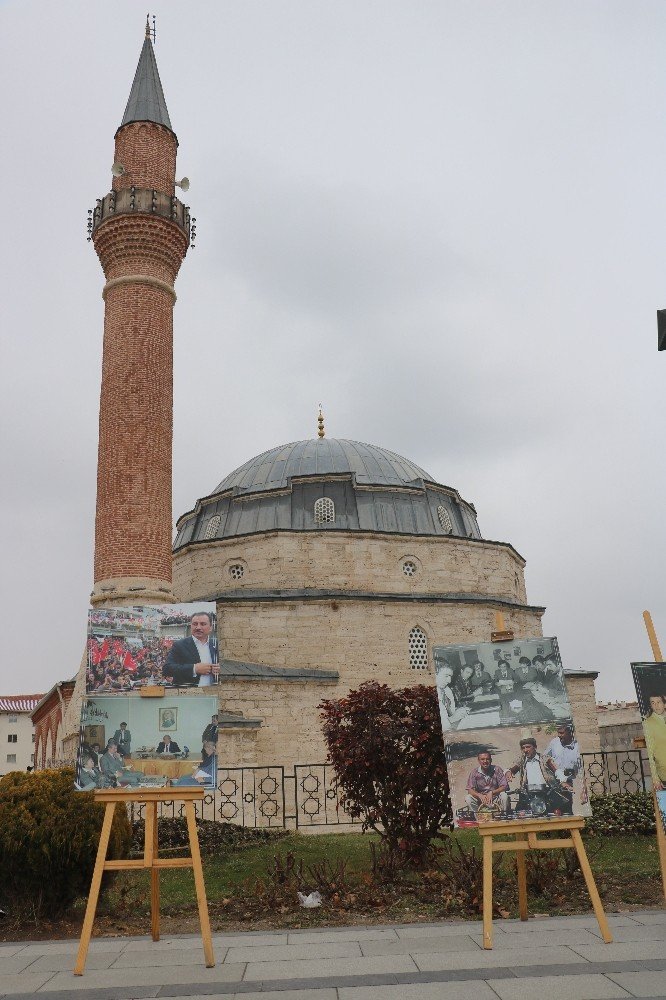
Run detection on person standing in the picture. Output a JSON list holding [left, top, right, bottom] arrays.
[[644, 693, 666, 789], [164, 612, 219, 687], [113, 722, 132, 757]]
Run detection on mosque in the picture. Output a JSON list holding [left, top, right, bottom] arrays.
[[40, 26, 599, 773]]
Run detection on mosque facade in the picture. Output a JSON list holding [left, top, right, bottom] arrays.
[[51, 28, 600, 771]]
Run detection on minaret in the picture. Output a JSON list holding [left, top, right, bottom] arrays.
[[89, 23, 190, 606]]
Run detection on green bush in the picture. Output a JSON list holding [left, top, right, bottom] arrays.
[[0, 768, 131, 922], [585, 792, 656, 837]]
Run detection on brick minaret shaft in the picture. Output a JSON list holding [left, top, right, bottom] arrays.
[[90, 29, 190, 606]]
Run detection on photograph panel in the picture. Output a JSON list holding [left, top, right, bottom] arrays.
[[445, 721, 590, 828], [86, 602, 218, 694], [433, 636, 572, 732], [631, 662, 666, 794], [75, 693, 218, 791]]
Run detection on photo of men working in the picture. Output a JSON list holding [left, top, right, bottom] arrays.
[[447, 722, 590, 826]]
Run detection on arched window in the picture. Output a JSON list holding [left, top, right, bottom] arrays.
[[409, 626, 428, 669], [314, 497, 335, 524], [437, 505, 453, 533], [203, 515, 221, 540]]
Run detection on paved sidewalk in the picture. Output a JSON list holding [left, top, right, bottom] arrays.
[[1, 910, 666, 999]]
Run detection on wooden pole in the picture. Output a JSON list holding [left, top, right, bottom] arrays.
[[184, 799, 215, 967], [643, 610, 664, 661]]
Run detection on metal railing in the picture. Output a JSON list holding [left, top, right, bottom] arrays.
[[41, 751, 653, 828]]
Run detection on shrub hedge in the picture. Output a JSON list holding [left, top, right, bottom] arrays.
[[0, 768, 131, 922], [586, 792, 656, 837]]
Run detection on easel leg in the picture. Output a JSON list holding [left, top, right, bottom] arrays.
[[570, 828, 612, 943], [482, 834, 493, 949], [147, 802, 160, 941], [652, 791, 666, 904], [74, 802, 116, 975], [184, 800, 215, 967], [516, 846, 528, 921]]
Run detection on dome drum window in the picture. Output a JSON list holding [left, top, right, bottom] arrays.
[[437, 505, 453, 533], [228, 564, 244, 580], [202, 514, 221, 540], [409, 626, 428, 669], [314, 496, 335, 524], [402, 560, 417, 577]]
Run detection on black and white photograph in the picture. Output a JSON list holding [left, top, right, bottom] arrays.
[[433, 637, 572, 732], [445, 722, 591, 828], [86, 603, 218, 693]]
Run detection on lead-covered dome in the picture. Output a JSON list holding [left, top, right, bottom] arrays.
[[174, 438, 481, 549]]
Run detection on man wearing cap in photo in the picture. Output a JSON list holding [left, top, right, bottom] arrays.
[[465, 751, 509, 816]]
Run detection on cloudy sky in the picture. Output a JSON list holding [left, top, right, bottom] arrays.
[[1, 1, 664, 700]]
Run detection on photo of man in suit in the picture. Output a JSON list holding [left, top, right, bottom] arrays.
[[113, 722, 131, 757], [163, 612, 219, 687], [157, 735, 182, 754]]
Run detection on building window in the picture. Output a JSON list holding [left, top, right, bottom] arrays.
[[7, 734, 17, 744], [409, 626, 428, 669], [32, 733, 35, 742], [229, 563, 244, 580], [6, 755, 16, 764], [7, 715, 17, 724], [437, 505, 453, 533], [402, 560, 417, 577], [30, 754, 34, 763], [203, 514, 221, 540], [314, 497, 335, 524]]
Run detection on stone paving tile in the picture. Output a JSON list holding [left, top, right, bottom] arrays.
[[36, 963, 247, 992], [225, 941, 362, 964], [287, 928, 399, 944], [586, 925, 666, 943], [413, 944, 585, 972], [486, 974, 632, 1000], [209, 934, 289, 949], [360, 935, 482, 957], [0, 972, 56, 995], [395, 923, 491, 940], [570, 942, 666, 963], [0, 955, 44, 975], [153, 993, 337, 1000], [627, 911, 666, 925], [607, 970, 666, 997], [15, 941, 124, 957], [338, 982, 500, 999], [497, 915, 639, 932], [4, 989, 160, 1000], [243, 954, 418, 982], [25, 953, 117, 972], [109, 947, 228, 969], [0, 945, 29, 957]]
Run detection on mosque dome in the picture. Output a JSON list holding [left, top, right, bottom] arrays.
[[174, 438, 482, 550]]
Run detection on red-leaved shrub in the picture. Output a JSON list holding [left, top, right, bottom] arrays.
[[320, 681, 451, 866]]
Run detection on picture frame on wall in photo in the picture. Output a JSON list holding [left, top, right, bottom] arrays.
[[159, 707, 178, 732]]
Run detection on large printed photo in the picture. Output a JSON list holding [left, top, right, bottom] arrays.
[[433, 637, 572, 732], [76, 694, 219, 791], [86, 603, 218, 693], [445, 722, 590, 828], [631, 662, 666, 793]]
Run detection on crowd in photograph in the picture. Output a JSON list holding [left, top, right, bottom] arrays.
[[86, 635, 174, 691]]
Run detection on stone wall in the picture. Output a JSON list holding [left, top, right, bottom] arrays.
[[563, 673, 601, 752], [174, 530, 530, 605]]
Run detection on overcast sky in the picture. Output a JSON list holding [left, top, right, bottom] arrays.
[[1, 1, 664, 701]]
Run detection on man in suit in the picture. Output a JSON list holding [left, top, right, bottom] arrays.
[[157, 735, 181, 754], [113, 722, 132, 757], [78, 754, 107, 790], [163, 612, 219, 687], [100, 741, 141, 786]]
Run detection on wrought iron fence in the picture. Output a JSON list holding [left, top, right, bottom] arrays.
[[42, 752, 653, 828], [582, 750, 651, 797]]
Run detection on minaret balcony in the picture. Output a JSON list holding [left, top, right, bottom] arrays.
[[92, 188, 191, 240]]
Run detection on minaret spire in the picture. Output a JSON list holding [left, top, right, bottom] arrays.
[[89, 26, 190, 606]]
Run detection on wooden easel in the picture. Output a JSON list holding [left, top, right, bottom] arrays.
[[476, 612, 612, 949], [479, 817, 612, 948], [74, 788, 214, 975], [641, 610, 666, 902]]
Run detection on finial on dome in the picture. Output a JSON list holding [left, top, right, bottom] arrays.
[[317, 404, 325, 439], [145, 13, 156, 42]]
